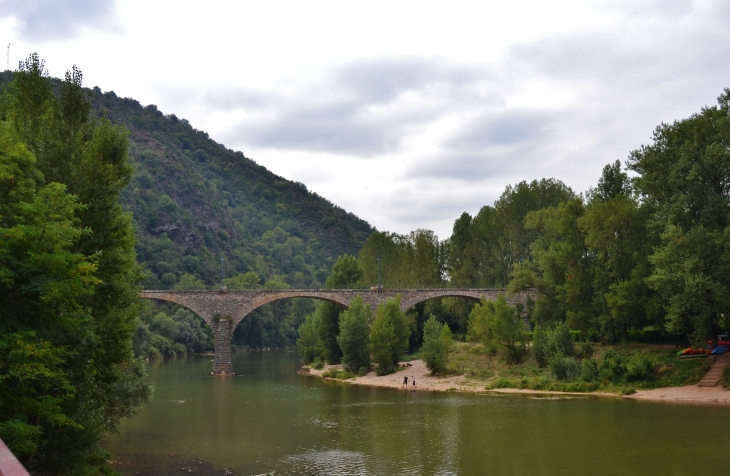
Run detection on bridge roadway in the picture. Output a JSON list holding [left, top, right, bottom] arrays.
[[139, 288, 530, 375]]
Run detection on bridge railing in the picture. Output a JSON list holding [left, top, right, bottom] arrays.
[[138, 283, 509, 292]]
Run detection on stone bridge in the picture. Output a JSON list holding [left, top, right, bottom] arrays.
[[139, 288, 530, 375]]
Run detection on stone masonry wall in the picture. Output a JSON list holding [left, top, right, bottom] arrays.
[[139, 288, 532, 375]]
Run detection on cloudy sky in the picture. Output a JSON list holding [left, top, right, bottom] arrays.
[[2, 0, 729, 238]]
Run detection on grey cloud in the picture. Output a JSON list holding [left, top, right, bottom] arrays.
[[452, 111, 553, 148], [220, 59, 490, 156], [411, 147, 538, 182], [334, 59, 481, 103], [243, 103, 404, 155], [0, 0, 117, 41], [407, 110, 555, 181]]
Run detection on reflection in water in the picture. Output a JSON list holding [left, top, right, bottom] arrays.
[[105, 351, 730, 475]]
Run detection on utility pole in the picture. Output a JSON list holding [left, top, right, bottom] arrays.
[[377, 256, 382, 291], [219, 257, 226, 292]]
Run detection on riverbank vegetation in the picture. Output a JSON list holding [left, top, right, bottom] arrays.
[[299, 88, 730, 391], [0, 55, 151, 474]]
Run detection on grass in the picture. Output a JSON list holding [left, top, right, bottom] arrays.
[[321, 369, 356, 380], [446, 342, 712, 394], [721, 366, 730, 389]]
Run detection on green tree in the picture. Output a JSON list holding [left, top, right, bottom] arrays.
[[337, 296, 371, 372], [175, 272, 205, 290], [509, 198, 593, 330], [317, 254, 363, 363], [223, 271, 261, 289], [296, 311, 323, 364], [467, 295, 526, 363], [421, 316, 453, 374], [628, 89, 730, 345], [369, 296, 410, 375], [0, 54, 151, 473], [580, 163, 660, 342]]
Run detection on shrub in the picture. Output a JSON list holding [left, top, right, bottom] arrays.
[[597, 351, 628, 383], [467, 294, 527, 364], [626, 354, 655, 382], [580, 359, 599, 382], [548, 353, 580, 381], [297, 312, 323, 364], [548, 322, 575, 357], [721, 366, 730, 389], [421, 315, 453, 374], [577, 340, 594, 359], [532, 325, 549, 367]]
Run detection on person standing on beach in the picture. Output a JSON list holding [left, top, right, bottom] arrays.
[[412, 376, 416, 389], [403, 375, 408, 387]]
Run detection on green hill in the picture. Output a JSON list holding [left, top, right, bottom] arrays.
[[90, 84, 373, 288], [0, 70, 374, 351]]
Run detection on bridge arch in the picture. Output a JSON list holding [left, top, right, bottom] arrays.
[[138, 288, 531, 376]]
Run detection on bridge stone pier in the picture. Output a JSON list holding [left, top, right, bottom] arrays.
[[139, 288, 530, 375]]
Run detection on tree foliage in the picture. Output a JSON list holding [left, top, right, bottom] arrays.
[[0, 54, 151, 474], [467, 295, 527, 363], [370, 296, 411, 375], [337, 296, 371, 373], [421, 316, 453, 374], [628, 90, 730, 345]]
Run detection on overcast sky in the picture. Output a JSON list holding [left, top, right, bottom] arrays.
[[2, 0, 729, 238]]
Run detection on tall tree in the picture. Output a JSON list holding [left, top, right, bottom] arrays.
[[318, 254, 363, 363], [580, 161, 661, 341], [370, 296, 411, 375], [0, 54, 150, 473], [509, 198, 593, 330], [628, 90, 730, 345], [337, 296, 371, 372]]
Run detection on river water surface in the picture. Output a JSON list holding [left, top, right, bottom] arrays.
[[104, 351, 729, 475]]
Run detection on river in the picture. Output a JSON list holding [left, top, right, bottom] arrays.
[[104, 351, 729, 475]]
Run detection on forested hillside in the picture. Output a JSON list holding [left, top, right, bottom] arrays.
[[0, 70, 373, 289], [0, 69, 373, 353]]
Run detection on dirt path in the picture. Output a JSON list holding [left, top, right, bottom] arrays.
[[697, 353, 730, 387]]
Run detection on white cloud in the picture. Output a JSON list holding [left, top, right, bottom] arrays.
[[0, 0, 118, 41], [2, 0, 729, 238]]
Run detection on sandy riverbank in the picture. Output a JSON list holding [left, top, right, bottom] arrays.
[[303, 359, 730, 405], [626, 386, 730, 405]]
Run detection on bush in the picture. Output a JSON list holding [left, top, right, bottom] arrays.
[[580, 359, 599, 382], [597, 351, 628, 383], [626, 354, 655, 382], [548, 353, 580, 381], [548, 322, 575, 357], [421, 315, 453, 374], [297, 312, 323, 364], [467, 294, 527, 364], [532, 325, 549, 367], [577, 340, 594, 359], [721, 366, 730, 389]]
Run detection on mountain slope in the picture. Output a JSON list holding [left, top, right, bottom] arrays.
[[90, 86, 374, 287]]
